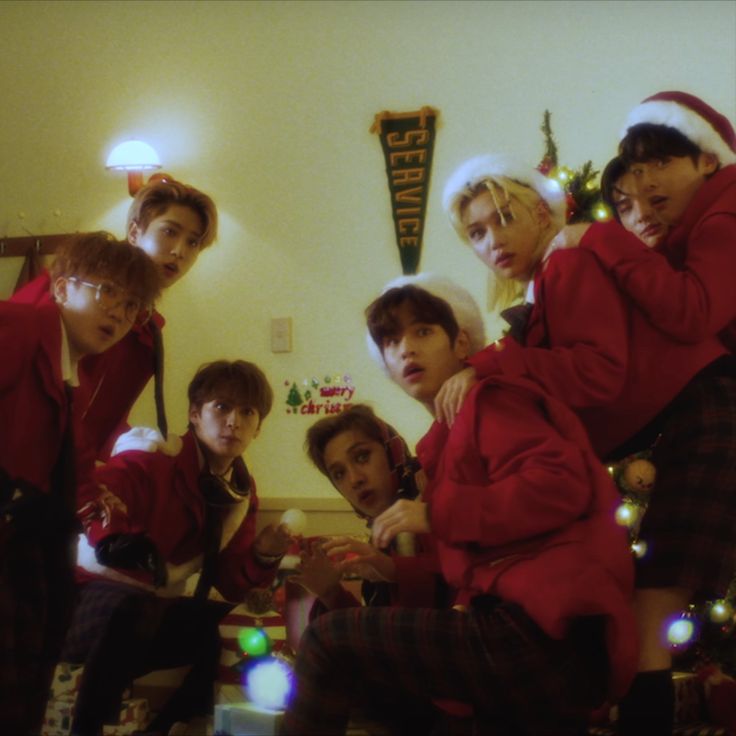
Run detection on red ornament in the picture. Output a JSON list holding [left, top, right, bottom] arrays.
[[537, 157, 554, 176]]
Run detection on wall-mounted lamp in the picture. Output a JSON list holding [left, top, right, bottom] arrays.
[[105, 139, 162, 196]]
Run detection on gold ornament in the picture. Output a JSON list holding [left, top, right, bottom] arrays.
[[622, 458, 656, 494], [709, 600, 734, 624]]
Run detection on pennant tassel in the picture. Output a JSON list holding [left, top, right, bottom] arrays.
[[372, 107, 439, 275]]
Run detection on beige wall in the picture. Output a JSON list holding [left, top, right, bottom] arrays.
[[2, 0, 734, 518]]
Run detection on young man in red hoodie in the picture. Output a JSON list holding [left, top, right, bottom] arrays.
[[280, 274, 636, 736]]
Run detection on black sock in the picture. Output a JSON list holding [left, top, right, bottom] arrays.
[[617, 669, 674, 736]]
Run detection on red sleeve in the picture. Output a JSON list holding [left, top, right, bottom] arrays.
[[0, 303, 36, 390], [78, 455, 156, 544], [430, 385, 592, 547], [467, 249, 628, 408], [216, 482, 279, 600], [581, 216, 736, 342], [9, 271, 52, 305]]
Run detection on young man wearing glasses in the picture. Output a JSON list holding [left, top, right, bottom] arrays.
[[0, 232, 160, 736], [13, 177, 219, 461]]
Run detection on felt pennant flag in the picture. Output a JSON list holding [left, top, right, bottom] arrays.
[[371, 107, 439, 275]]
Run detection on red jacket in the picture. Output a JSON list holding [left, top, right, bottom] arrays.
[[580, 165, 736, 346], [12, 271, 163, 460], [418, 376, 637, 698], [468, 248, 628, 409], [0, 301, 76, 493], [468, 236, 725, 457], [76, 430, 277, 602]]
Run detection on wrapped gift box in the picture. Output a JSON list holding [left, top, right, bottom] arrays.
[[214, 701, 284, 736], [674, 671, 707, 724], [47, 662, 84, 701], [103, 697, 149, 734], [42, 697, 74, 736], [591, 671, 707, 728], [42, 698, 148, 736]]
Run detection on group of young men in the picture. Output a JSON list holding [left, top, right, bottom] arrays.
[[0, 88, 734, 736]]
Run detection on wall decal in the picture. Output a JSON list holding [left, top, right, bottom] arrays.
[[283, 374, 355, 416]]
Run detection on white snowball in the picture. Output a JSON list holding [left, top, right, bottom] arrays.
[[279, 508, 307, 535]]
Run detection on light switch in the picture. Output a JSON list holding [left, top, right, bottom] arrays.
[[271, 317, 292, 353]]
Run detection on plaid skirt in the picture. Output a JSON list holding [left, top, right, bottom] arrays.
[[636, 369, 736, 598], [280, 599, 607, 736]]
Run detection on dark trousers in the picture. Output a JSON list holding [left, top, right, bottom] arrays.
[[63, 582, 232, 735], [0, 520, 77, 735], [281, 599, 607, 736]]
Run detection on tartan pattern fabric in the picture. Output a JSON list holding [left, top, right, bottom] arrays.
[[0, 525, 77, 734], [636, 372, 736, 597], [61, 582, 232, 734], [61, 581, 149, 663], [281, 601, 607, 736]]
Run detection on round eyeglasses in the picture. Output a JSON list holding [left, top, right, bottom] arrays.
[[67, 278, 152, 327]]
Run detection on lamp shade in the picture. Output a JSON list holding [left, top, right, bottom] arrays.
[[105, 140, 162, 171]]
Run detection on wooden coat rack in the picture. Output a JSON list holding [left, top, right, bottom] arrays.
[[0, 233, 82, 294]]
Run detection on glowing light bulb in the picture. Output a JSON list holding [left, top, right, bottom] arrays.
[[615, 502, 637, 528], [246, 658, 293, 711], [667, 617, 695, 647], [238, 627, 271, 657], [631, 540, 648, 559], [710, 600, 733, 624], [594, 204, 611, 221]]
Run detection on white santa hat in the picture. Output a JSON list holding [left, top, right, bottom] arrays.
[[366, 272, 487, 374], [622, 91, 736, 166], [441, 153, 567, 233]]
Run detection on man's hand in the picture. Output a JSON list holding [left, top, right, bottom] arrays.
[[371, 499, 430, 550], [291, 539, 343, 604], [434, 367, 476, 426], [322, 536, 396, 582], [545, 223, 592, 260], [254, 522, 292, 558]]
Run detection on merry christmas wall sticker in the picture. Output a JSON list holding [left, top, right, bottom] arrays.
[[283, 373, 355, 416]]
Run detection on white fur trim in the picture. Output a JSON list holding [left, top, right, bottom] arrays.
[[111, 427, 183, 457], [623, 99, 736, 166], [442, 153, 567, 226], [76, 533, 187, 598], [366, 273, 487, 374]]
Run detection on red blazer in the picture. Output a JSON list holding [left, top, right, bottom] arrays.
[[77, 430, 277, 602], [468, 248, 628, 409], [418, 376, 637, 699], [468, 237, 725, 457], [12, 271, 163, 460], [580, 165, 736, 345], [0, 301, 90, 492]]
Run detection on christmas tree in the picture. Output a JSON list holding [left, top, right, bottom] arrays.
[[286, 383, 303, 411], [537, 110, 611, 224], [609, 453, 736, 678]]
